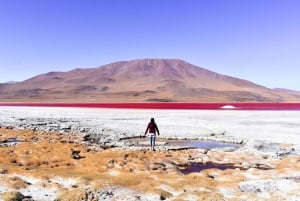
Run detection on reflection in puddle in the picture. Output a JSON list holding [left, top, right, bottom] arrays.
[[180, 163, 235, 174], [125, 137, 240, 150], [166, 140, 240, 149], [0, 137, 20, 145]]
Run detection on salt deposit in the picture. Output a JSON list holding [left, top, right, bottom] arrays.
[[220, 105, 236, 109], [1, 106, 300, 145]]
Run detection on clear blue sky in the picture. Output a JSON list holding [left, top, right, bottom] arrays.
[[1, 0, 300, 90]]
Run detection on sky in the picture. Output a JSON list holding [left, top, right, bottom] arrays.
[[0, 0, 300, 90]]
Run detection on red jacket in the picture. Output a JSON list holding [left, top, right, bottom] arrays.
[[145, 122, 160, 135]]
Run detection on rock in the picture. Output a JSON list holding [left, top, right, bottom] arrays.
[[239, 179, 298, 193], [59, 123, 72, 132], [70, 149, 82, 160], [250, 140, 296, 158], [207, 171, 220, 179], [241, 162, 250, 169], [2, 191, 25, 201], [83, 134, 90, 141], [93, 185, 154, 201], [149, 163, 165, 171], [158, 189, 172, 200], [107, 159, 116, 169], [202, 156, 210, 163], [55, 189, 87, 201], [80, 127, 89, 132], [254, 163, 274, 170], [0, 168, 8, 174], [2, 139, 8, 143]]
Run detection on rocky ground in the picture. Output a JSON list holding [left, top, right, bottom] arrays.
[[0, 107, 300, 200]]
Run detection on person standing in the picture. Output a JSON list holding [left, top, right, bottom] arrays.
[[145, 118, 160, 151]]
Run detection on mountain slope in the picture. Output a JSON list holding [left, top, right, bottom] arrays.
[[273, 88, 300, 98], [0, 59, 298, 102]]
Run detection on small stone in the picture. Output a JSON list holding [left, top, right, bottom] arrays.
[[71, 149, 82, 160], [158, 189, 172, 200], [241, 162, 250, 169], [2, 191, 25, 201], [0, 168, 8, 174]]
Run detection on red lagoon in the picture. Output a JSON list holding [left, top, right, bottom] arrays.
[[1, 102, 300, 110]]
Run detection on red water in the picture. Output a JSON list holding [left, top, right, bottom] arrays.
[[1, 102, 300, 110], [180, 163, 235, 174]]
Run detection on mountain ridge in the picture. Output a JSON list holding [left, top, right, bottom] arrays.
[[0, 59, 299, 102]]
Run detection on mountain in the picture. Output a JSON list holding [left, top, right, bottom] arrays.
[[273, 88, 300, 97], [0, 59, 299, 102]]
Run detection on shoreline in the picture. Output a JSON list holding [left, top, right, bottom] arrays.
[[1, 102, 300, 110]]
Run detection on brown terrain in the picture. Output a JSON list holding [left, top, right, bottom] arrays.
[[1, 59, 299, 102], [1, 127, 300, 200]]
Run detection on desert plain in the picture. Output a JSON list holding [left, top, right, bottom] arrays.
[[0, 106, 300, 201]]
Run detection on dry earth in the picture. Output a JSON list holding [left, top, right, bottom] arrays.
[[1, 127, 300, 201]]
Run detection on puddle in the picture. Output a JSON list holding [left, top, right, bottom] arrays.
[[0, 137, 21, 146], [165, 140, 240, 149], [123, 137, 239, 150], [1, 137, 18, 143], [180, 163, 235, 174]]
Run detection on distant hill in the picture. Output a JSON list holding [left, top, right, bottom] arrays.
[[273, 88, 300, 97], [0, 59, 299, 102]]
